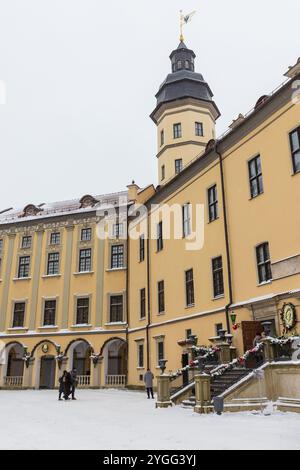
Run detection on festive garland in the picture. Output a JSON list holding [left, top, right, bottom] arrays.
[[265, 335, 300, 346], [211, 343, 264, 378], [170, 336, 300, 380], [170, 346, 220, 379]]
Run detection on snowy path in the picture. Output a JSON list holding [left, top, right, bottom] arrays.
[[0, 389, 299, 450]]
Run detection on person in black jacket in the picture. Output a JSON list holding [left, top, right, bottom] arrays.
[[58, 371, 72, 400], [70, 368, 78, 400]]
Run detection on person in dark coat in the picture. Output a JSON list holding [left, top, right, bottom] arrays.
[[70, 368, 78, 400], [144, 369, 154, 399], [58, 371, 72, 400]]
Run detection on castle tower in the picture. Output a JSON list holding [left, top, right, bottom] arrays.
[[150, 40, 220, 185]]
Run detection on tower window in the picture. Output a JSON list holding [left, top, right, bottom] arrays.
[[160, 129, 164, 146], [195, 122, 204, 137], [248, 155, 264, 198], [185, 60, 189, 70], [173, 123, 182, 139], [185, 269, 195, 307], [140, 288, 146, 319], [208, 185, 218, 222], [290, 127, 300, 174], [212, 256, 224, 298], [177, 60, 182, 70], [161, 165, 165, 181], [256, 243, 272, 284], [158, 280, 165, 314], [182, 203, 191, 238], [175, 158, 183, 174], [157, 221, 163, 252]]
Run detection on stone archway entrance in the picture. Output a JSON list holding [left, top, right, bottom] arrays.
[[39, 356, 56, 389], [66, 339, 93, 388], [4, 343, 24, 388], [102, 339, 127, 387]]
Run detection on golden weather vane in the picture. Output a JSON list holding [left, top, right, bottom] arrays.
[[180, 10, 196, 42]]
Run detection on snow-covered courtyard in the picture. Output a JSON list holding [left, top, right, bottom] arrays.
[[0, 389, 299, 450]]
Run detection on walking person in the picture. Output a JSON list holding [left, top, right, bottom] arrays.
[[144, 369, 154, 399], [70, 367, 78, 400], [58, 370, 72, 401]]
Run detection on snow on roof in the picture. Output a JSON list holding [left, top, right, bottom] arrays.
[[0, 190, 128, 226]]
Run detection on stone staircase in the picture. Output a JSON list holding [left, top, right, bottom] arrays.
[[181, 368, 253, 408]]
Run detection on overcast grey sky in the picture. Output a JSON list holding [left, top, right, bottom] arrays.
[[0, 0, 299, 210]]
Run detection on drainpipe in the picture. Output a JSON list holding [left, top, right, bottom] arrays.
[[146, 209, 151, 369], [215, 142, 233, 334], [125, 205, 130, 373]]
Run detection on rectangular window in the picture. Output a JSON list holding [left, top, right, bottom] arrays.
[[215, 323, 223, 336], [139, 234, 145, 262], [290, 127, 300, 174], [195, 122, 204, 137], [158, 280, 165, 314], [212, 256, 224, 298], [173, 123, 182, 139], [138, 343, 144, 368], [79, 248, 91, 272], [182, 203, 191, 237], [157, 221, 163, 252], [13, 302, 26, 328], [160, 129, 164, 146], [81, 228, 92, 241], [50, 232, 60, 245], [109, 295, 123, 323], [111, 245, 124, 269], [208, 185, 218, 222], [157, 340, 164, 365], [18, 256, 30, 278], [256, 242, 272, 284], [248, 155, 264, 198], [140, 288, 146, 319], [47, 252, 60, 276], [0, 239, 3, 253], [175, 158, 183, 174], [43, 300, 56, 326], [113, 223, 124, 238], [161, 165, 165, 181], [22, 236, 32, 249], [185, 269, 195, 307], [186, 329, 192, 339], [76, 298, 89, 325]]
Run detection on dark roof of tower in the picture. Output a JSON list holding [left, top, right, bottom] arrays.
[[151, 41, 220, 122]]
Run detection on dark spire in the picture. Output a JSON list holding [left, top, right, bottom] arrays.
[[169, 41, 196, 73], [150, 41, 220, 123]]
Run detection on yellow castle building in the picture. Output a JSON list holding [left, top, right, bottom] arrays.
[[0, 40, 299, 391]]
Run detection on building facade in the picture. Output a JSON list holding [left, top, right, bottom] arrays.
[[0, 42, 300, 390]]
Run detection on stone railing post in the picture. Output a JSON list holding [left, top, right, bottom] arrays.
[[23, 358, 35, 389], [155, 375, 172, 408], [218, 343, 231, 364], [91, 356, 103, 388], [262, 339, 275, 362], [194, 374, 212, 414]]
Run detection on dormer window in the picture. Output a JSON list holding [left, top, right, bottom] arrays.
[[20, 204, 43, 218], [79, 195, 98, 208]]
